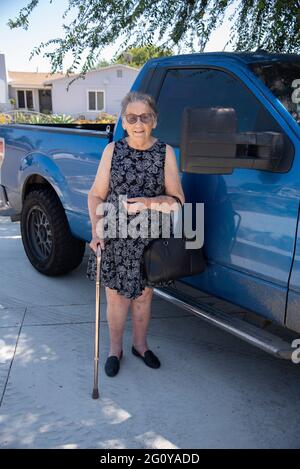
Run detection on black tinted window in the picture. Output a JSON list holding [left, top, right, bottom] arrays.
[[17, 90, 25, 108], [154, 68, 281, 146], [26, 90, 33, 109]]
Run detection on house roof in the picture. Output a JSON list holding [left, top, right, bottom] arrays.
[[43, 64, 140, 84], [8, 71, 66, 88]]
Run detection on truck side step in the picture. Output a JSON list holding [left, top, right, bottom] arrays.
[[154, 285, 293, 360]]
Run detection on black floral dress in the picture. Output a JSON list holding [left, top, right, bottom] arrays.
[[87, 137, 174, 299]]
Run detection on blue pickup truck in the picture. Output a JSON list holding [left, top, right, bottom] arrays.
[[1, 51, 300, 358]]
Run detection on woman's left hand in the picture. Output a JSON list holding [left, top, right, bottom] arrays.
[[123, 197, 149, 214]]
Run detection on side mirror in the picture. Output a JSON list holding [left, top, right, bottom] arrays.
[[180, 107, 285, 174]]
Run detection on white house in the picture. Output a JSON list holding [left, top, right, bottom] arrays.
[[7, 70, 65, 114], [0, 53, 65, 113], [44, 64, 140, 119], [0, 54, 140, 118]]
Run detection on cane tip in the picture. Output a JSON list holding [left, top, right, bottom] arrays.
[[92, 388, 99, 399]]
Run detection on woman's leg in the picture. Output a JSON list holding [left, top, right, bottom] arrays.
[[131, 287, 154, 356], [105, 286, 131, 357]]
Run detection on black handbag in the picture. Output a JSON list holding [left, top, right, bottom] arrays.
[[143, 196, 206, 283]]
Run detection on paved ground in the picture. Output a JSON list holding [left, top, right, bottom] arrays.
[[0, 216, 300, 449]]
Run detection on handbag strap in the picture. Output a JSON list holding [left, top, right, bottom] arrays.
[[170, 195, 183, 207], [170, 196, 198, 246], [169, 195, 185, 240]]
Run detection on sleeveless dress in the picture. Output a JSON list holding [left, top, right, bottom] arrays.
[[86, 137, 175, 299]]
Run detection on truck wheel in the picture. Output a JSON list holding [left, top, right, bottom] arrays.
[[21, 188, 86, 275]]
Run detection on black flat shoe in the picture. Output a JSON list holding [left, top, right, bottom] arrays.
[[132, 346, 161, 369], [105, 350, 123, 377]]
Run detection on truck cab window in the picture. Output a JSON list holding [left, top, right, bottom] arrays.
[[154, 68, 281, 147]]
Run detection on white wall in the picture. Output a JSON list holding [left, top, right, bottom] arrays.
[[51, 66, 139, 118], [0, 54, 10, 112]]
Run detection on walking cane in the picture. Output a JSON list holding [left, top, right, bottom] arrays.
[[92, 244, 102, 399]]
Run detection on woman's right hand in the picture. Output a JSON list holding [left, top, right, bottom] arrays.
[[89, 236, 105, 253]]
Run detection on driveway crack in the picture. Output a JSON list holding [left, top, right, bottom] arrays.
[[0, 307, 27, 408]]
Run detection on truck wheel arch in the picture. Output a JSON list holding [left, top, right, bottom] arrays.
[[21, 179, 85, 275]]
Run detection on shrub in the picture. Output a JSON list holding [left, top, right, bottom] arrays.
[[95, 112, 117, 123], [0, 114, 13, 124], [49, 114, 75, 123]]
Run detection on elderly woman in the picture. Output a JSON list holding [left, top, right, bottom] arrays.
[[87, 91, 185, 377]]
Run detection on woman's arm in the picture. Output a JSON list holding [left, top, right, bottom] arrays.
[[150, 144, 185, 210], [88, 142, 114, 250]]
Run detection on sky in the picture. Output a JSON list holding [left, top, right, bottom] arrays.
[[0, 0, 235, 73]]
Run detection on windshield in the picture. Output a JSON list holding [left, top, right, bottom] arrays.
[[249, 61, 300, 124]]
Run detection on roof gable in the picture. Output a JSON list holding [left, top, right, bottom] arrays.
[[43, 64, 140, 84], [8, 71, 65, 87]]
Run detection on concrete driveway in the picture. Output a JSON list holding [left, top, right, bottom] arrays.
[[0, 216, 300, 449]]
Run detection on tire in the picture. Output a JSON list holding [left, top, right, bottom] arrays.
[[21, 188, 86, 276]]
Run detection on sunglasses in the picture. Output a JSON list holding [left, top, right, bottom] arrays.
[[124, 113, 154, 124]]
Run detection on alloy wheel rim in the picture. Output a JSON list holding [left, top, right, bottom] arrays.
[[27, 206, 53, 261]]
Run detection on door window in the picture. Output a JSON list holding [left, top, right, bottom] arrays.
[[154, 68, 282, 146], [17, 90, 34, 109]]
